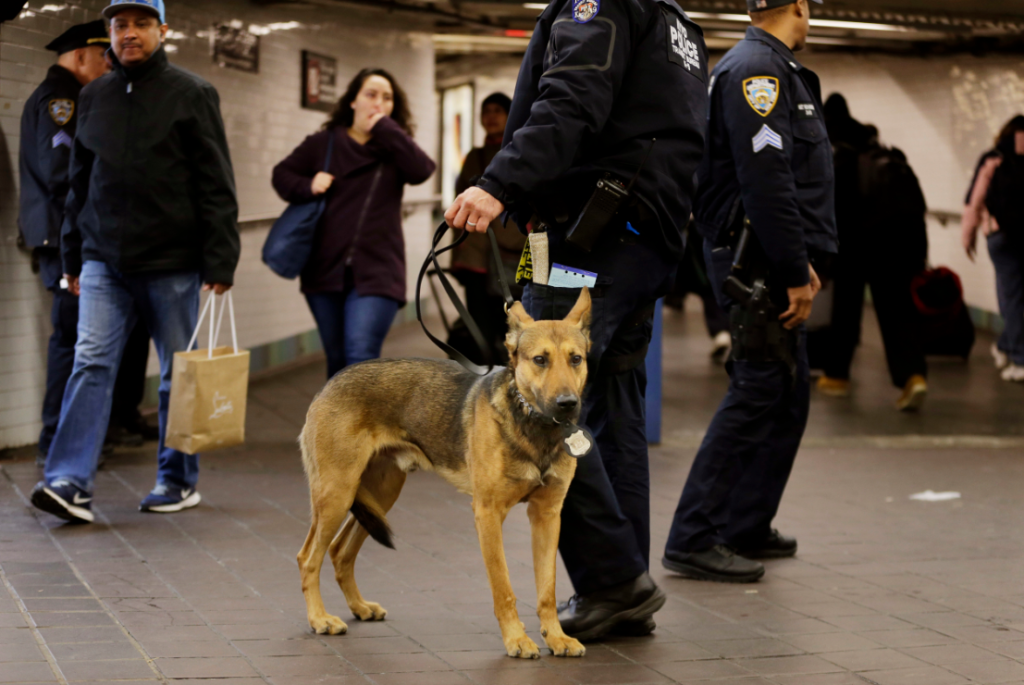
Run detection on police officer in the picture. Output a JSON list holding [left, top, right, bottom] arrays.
[[445, 0, 709, 639], [18, 21, 110, 466], [662, 0, 837, 583]]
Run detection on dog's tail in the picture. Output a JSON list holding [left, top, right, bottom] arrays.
[[351, 486, 395, 550]]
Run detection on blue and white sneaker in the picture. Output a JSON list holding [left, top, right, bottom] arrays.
[[139, 484, 201, 513], [31, 480, 94, 523]]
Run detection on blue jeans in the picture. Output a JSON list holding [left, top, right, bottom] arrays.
[[988, 231, 1024, 365], [45, 261, 201, 494], [305, 290, 399, 378]]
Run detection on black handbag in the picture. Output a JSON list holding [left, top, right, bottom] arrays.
[[262, 133, 335, 279]]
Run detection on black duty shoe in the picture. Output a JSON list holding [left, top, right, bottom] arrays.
[[608, 616, 656, 637], [558, 571, 666, 642], [662, 545, 764, 583], [736, 529, 797, 559]]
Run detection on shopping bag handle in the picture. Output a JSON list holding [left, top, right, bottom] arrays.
[[186, 291, 239, 358]]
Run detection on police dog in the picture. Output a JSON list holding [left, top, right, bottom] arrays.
[[297, 289, 591, 659]]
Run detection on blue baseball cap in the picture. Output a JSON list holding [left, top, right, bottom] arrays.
[[102, 0, 166, 24]]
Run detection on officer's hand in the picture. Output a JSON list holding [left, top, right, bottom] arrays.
[[65, 275, 80, 297], [203, 283, 232, 295], [311, 172, 335, 196], [809, 264, 822, 296], [446, 187, 504, 234], [780, 265, 817, 330]]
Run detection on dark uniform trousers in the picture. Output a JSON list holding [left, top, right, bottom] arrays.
[[523, 225, 675, 595], [665, 242, 810, 553], [37, 251, 150, 457]]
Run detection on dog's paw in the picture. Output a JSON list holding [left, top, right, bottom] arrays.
[[309, 614, 348, 635], [350, 601, 387, 621], [504, 634, 541, 659], [544, 634, 586, 658]]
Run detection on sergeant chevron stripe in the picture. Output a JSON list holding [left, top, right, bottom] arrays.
[[752, 124, 783, 153]]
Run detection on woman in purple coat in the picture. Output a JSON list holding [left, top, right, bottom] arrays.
[[273, 68, 436, 378]]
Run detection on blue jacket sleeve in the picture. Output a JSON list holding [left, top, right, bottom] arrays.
[[720, 64, 809, 288], [478, 0, 633, 205]]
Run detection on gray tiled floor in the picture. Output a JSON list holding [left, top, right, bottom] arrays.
[[2, 306, 1022, 684]]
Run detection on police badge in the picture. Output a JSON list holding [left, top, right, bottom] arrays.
[[49, 99, 74, 126], [562, 423, 594, 458], [573, 0, 599, 24], [742, 76, 780, 117]]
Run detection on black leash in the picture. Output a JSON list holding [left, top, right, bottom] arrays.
[[415, 220, 595, 459], [415, 221, 515, 376]]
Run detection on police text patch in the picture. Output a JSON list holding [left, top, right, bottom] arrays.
[[743, 77, 779, 117], [663, 9, 703, 82], [752, 124, 783, 153], [49, 99, 74, 126], [797, 103, 818, 119], [573, 0, 599, 23]]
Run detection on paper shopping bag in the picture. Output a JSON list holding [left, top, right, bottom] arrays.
[[165, 292, 250, 454]]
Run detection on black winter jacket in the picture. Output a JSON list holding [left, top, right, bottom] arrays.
[[62, 48, 240, 284]]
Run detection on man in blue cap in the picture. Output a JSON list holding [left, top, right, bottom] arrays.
[[19, 20, 114, 468], [662, 0, 837, 582], [31, 0, 240, 523]]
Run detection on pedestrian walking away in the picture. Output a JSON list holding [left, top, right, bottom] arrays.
[[30, 0, 240, 524], [663, 0, 837, 584], [445, 0, 709, 640], [962, 115, 1024, 383]]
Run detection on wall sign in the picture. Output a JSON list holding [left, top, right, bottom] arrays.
[[212, 22, 259, 73], [302, 51, 338, 112]]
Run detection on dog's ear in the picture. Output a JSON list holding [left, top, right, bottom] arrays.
[[564, 287, 592, 339], [504, 301, 534, 361]]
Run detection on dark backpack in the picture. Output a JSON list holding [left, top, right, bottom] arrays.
[[857, 145, 928, 265]]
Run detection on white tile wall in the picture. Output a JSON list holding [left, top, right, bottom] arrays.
[[0, 0, 438, 448]]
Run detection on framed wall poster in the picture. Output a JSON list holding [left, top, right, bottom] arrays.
[[441, 84, 475, 207], [302, 51, 338, 112], [212, 22, 260, 73]]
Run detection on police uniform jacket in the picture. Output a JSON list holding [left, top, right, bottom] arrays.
[[19, 65, 82, 250], [62, 47, 240, 284], [477, 0, 709, 260], [694, 26, 838, 288]]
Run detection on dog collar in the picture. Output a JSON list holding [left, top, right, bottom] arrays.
[[512, 387, 594, 459]]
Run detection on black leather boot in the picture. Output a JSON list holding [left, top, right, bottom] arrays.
[[662, 545, 764, 583], [558, 571, 666, 642], [735, 529, 797, 559]]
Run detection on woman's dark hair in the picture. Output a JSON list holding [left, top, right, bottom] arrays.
[[323, 68, 414, 135], [994, 114, 1024, 149]]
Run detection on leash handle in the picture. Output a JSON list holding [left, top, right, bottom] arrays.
[[416, 221, 495, 375]]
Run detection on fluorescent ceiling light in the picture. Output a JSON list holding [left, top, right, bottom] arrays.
[[685, 11, 909, 32], [523, 3, 548, 9]]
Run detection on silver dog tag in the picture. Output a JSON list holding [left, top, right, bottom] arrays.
[[562, 423, 594, 458]]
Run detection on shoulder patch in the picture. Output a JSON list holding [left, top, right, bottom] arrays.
[[742, 76, 779, 117], [48, 99, 74, 126], [573, 0, 599, 24]]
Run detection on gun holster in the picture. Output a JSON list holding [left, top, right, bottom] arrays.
[[725, 223, 798, 384]]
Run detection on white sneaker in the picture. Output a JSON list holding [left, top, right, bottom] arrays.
[[711, 330, 731, 362], [1001, 364, 1024, 382], [992, 344, 1009, 370]]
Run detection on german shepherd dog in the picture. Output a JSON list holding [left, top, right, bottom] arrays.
[[297, 289, 592, 659]]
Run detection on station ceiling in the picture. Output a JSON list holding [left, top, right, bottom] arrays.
[[263, 0, 1024, 54]]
